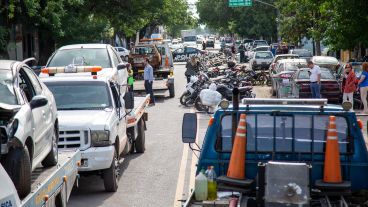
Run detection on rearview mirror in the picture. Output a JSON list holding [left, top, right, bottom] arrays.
[[117, 63, 127, 70], [30, 95, 48, 109], [123, 91, 134, 109], [182, 113, 197, 143]]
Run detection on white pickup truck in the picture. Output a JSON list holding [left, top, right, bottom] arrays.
[[40, 44, 150, 192]]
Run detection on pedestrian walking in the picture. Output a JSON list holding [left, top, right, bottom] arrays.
[[342, 63, 357, 108], [238, 44, 245, 63], [307, 60, 321, 98], [202, 41, 206, 50], [358, 62, 368, 113], [143, 58, 155, 105], [231, 43, 236, 60], [185, 56, 199, 83]]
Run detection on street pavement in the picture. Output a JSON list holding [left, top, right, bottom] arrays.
[[67, 59, 271, 207]]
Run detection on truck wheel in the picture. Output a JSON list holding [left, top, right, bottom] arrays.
[[4, 146, 31, 198], [103, 149, 119, 192], [169, 83, 175, 98], [135, 120, 145, 153], [42, 126, 58, 167]]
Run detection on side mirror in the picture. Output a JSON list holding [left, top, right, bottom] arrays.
[[123, 91, 134, 109], [117, 63, 127, 70], [30, 95, 48, 109], [182, 113, 197, 143]]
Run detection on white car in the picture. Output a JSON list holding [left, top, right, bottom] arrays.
[[249, 51, 274, 70], [114, 47, 130, 61], [170, 40, 183, 50], [0, 59, 58, 198]]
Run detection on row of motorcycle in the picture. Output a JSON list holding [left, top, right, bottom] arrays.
[[180, 57, 270, 112]]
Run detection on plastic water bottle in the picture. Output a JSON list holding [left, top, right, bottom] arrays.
[[195, 169, 208, 201], [207, 166, 217, 200]]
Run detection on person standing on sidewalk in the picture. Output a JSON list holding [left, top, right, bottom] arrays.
[[358, 62, 368, 113], [342, 63, 357, 108], [144, 58, 155, 105], [308, 60, 321, 98]]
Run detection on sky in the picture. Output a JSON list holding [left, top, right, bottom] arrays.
[[187, 0, 199, 18]]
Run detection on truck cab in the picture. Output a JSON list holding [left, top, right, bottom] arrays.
[[182, 98, 368, 206]]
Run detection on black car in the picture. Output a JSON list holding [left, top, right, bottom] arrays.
[[206, 39, 215, 48], [173, 47, 205, 62]]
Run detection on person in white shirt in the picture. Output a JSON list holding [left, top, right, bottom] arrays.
[[308, 60, 321, 98]]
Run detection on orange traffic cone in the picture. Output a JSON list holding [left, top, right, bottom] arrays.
[[227, 114, 247, 180], [165, 56, 169, 68], [323, 116, 342, 183]]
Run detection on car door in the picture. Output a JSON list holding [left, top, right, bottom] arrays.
[[108, 46, 128, 88], [19, 67, 50, 158], [110, 83, 126, 155]]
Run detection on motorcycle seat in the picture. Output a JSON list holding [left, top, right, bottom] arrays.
[[238, 86, 253, 92]]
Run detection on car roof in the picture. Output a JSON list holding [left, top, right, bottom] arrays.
[[0, 60, 17, 70], [312, 56, 339, 65], [41, 74, 109, 83], [58, 44, 109, 50], [292, 49, 309, 51], [275, 54, 299, 57], [278, 58, 307, 63], [221, 104, 345, 112]]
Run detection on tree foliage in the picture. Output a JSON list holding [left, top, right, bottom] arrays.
[[197, 0, 277, 41]]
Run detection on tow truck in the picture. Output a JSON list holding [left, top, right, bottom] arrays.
[[129, 39, 175, 98], [0, 149, 81, 207], [181, 91, 368, 206]]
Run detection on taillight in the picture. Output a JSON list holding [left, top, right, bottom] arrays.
[[279, 74, 291, 79], [271, 63, 275, 69]]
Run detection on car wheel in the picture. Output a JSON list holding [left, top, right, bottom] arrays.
[[103, 149, 119, 192], [168, 83, 175, 98], [135, 120, 146, 153], [4, 146, 31, 198], [41, 126, 58, 167], [194, 97, 208, 112], [180, 92, 191, 106]]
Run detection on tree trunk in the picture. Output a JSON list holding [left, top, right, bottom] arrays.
[[315, 40, 321, 56]]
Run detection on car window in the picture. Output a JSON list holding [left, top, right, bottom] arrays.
[[23, 67, 42, 95], [186, 47, 197, 53], [18, 69, 36, 102], [45, 81, 111, 110], [110, 83, 121, 108], [298, 70, 310, 79], [218, 114, 349, 154], [0, 70, 17, 105], [320, 69, 335, 79], [158, 47, 166, 56], [175, 48, 184, 53], [133, 46, 154, 55], [109, 47, 120, 67], [285, 63, 308, 71], [48, 48, 112, 68], [255, 52, 273, 59], [276, 63, 284, 72]]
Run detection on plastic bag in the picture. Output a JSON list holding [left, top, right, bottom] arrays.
[[209, 83, 217, 91], [200, 89, 222, 106]]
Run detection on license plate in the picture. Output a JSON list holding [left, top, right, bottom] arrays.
[[262, 62, 267, 65], [282, 79, 289, 84]]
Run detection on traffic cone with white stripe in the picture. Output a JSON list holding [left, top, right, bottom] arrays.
[[323, 116, 342, 183], [227, 114, 247, 180]]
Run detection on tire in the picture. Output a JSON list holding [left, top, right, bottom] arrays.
[[4, 147, 31, 198], [135, 120, 146, 153], [103, 149, 119, 192], [42, 126, 58, 167], [180, 92, 191, 106], [194, 97, 208, 112], [169, 83, 175, 98]]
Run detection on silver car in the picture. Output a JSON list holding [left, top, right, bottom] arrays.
[[250, 51, 274, 70], [0, 59, 58, 198]]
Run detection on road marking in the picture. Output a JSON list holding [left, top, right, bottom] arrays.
[[173, 143, 189, 207]]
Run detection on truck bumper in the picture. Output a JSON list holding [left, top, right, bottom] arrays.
[[78, 146, 114, 171]]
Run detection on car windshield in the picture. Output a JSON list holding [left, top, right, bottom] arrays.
[[275, 56, 299, 62], [293, 50, 312, 57], [183, 36, 196, 42], [133, 46, 154, 55], [256, 52, 273, 59], [44, 81, 111, 110], [219, 114, 349, 154], [225, 38, 232, 43], [298, 69, 334, 79], [255, 47, 269, 51], [48, 48, 111, 68], [285, 62, 308, 71], [0, 70, 17, 105]]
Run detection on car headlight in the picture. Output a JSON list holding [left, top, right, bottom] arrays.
[[91, 130, 110, 147]]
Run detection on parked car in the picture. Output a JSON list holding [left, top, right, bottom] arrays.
[[129, 44, 161, 70], [291, 68, 341, 103], [250, 51, 274, 70], [243, 39, 253, 44], [245, 46, 271, 60], [269, 54, 300, 71], [270, 58, 307, 96], [170, 40, 183, 50], [252, 40, 269, 49], [311, 56, 340, 73], [206, 39, 215, 48], [114, 47, 130, 61], [289, 49, 313, 60], [172, 47, 205, 62], [0, 59, 58, 198]]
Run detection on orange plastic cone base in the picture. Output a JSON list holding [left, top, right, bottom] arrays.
[[323, 116, 342, 183], [227, 114, 247, 180]]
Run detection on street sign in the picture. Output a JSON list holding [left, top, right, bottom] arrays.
[[229, 0, 252, 7]]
